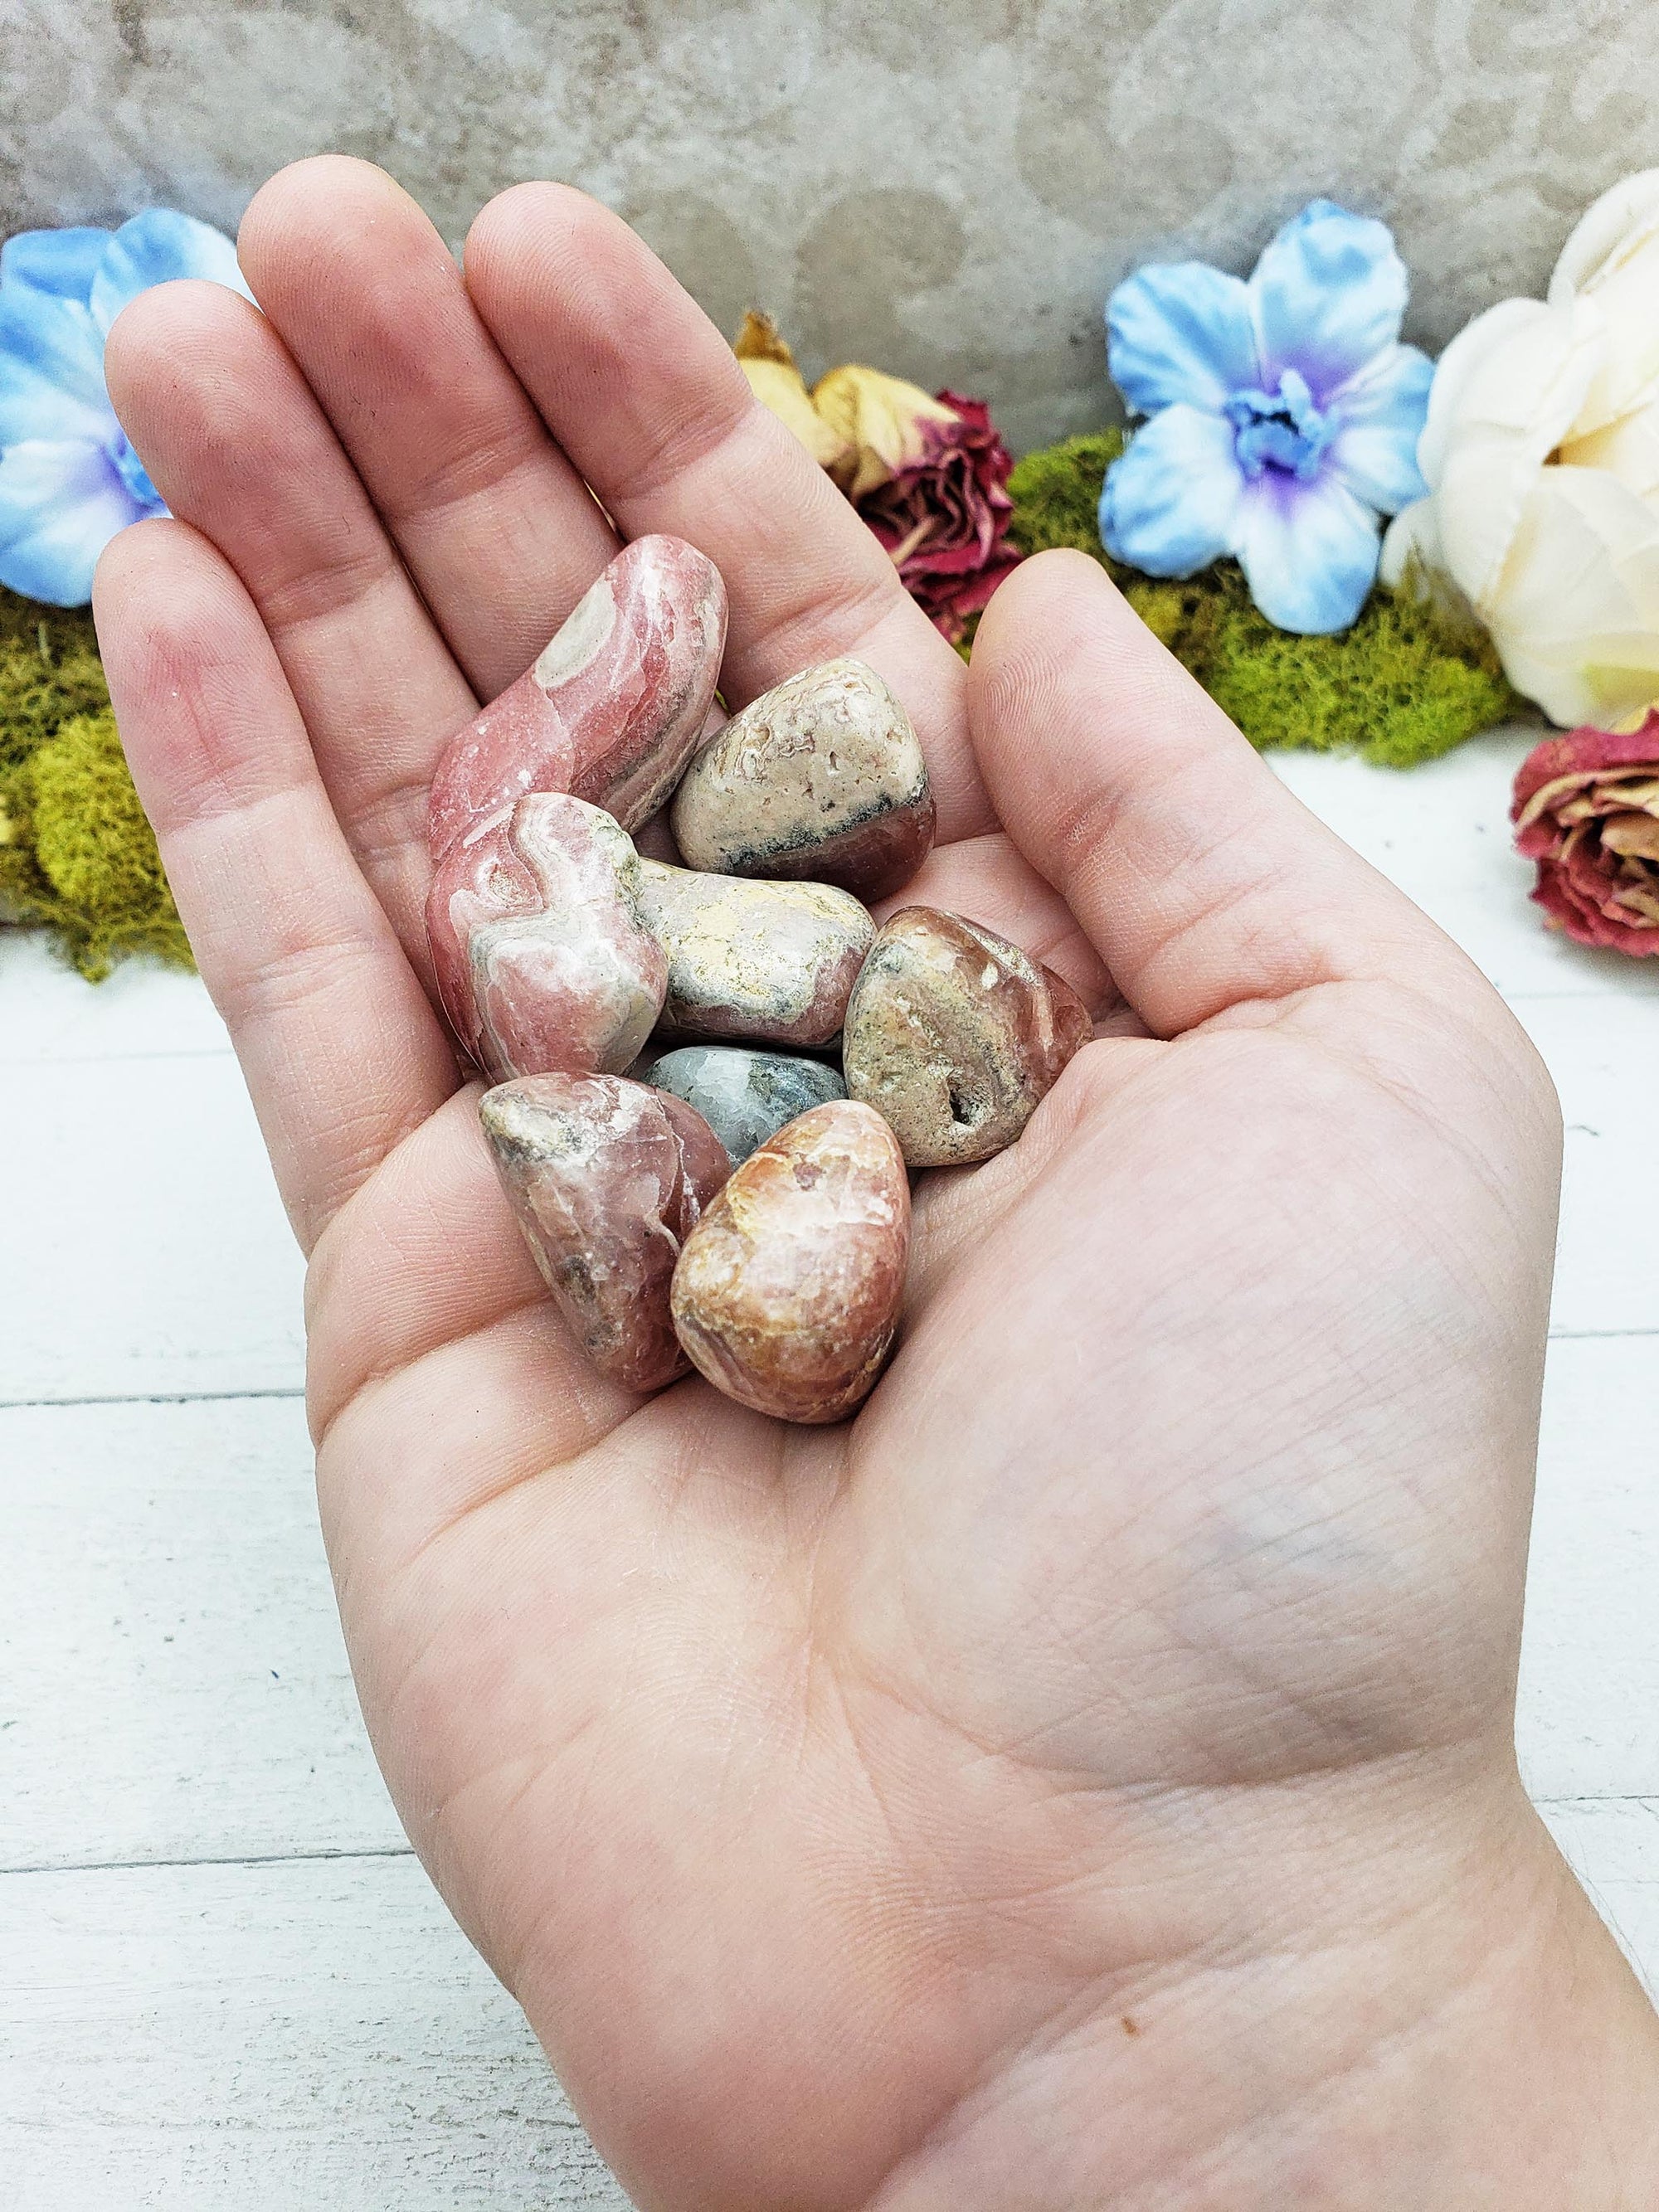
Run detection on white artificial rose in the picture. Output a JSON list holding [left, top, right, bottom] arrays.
[[1382, 170, 1659, 727]]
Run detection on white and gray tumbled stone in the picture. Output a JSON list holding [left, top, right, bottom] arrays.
[[635, 860, 875, 1048], [669, 657, 935, 902], [642, 1046, 847, 1164]]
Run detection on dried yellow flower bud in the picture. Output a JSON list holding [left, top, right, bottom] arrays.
[[733, 311, 852, 472], [810, 364, 961, 499]]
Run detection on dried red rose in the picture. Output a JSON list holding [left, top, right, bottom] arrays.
[[853, 393, 1022, 646], [734, 323, 1023, 649], [1511, 717, 1659, 955]]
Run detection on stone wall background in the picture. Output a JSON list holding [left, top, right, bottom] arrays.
[[2, 0, 1654, 450]]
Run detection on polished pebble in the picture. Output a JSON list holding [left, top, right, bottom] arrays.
[[636, 861, 874, 1048], [843, 906, 1092, 1165], [670, 1100, 908, 1423], [641, 1045, 846, 1164], [480, 1073, 730, 1393], [427, 793, 666, 1081], [670, 656, 935, 902], [428, 535, 727, 857]]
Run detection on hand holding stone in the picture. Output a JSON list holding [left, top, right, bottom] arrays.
[[101, 173, 1598, 2212], [435, 537, 1090, 1418]]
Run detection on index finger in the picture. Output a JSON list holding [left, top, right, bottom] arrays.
[[461, 182, 993, 843]]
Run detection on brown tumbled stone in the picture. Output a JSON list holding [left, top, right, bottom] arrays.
[[670, 1101, 908, 1424], [636, 861, 874, 1048], [480, 1073, 730, 1393], [843, 907, 1092, 1166], [669, 657, 935, 902]]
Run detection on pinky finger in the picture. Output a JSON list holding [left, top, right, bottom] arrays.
[[95, 518, 461, 1254]]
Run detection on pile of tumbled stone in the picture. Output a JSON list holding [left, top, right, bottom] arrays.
[[430, 535, 1088, 1426]]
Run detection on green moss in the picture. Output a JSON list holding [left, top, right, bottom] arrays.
[[1006, 429, 1128, 558], [0, 586, 191, 980], [1000, 431, 1520, 767]]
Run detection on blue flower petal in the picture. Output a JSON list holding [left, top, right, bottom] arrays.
[[0, 285, 114, 448], [1249, 201, 1408, 401], [0, 437, 153, 605], [0, 226, 110, 307], [1325, 343, 1434, 515], [90, 208, 254, 336], [1107, 262, 1260, 416], [1100, 405, 1244, 575], [1233, 469, 1380, 633]]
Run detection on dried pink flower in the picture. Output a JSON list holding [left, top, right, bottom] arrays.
[[1511, 717, 1659, 954]]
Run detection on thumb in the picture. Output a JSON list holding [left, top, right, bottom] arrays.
[[968, 551, 1473, 1036]]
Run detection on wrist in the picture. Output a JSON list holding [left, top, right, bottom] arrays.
[[872, 1764, 1659, 2211]]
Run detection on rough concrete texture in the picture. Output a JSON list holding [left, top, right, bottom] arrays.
[[2, 0, 1654, 450]]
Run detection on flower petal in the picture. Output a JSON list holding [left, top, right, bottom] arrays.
[[90, 208, 254, 336], [1379, 496, 1443, 591], [1560, 396, 1659, 503], [0, 436, 153, 606], [1547, 168, 1659, 306], [1098, 404, 1243, 575], [740, 356, 850, 470], [1106, 262, 1258, 416], [0, 284, 115, 448], [1431, 295, 1604, 610], [1483, 464, 1659, 727], [1414, 297, 1557, 490], [811, 364, 960, 499], [1326, 343, 1433, 513], [0, 226, 110, 307], [1545, 170, 1659, 435], [1233, 469, 1380, 633], [1249, 200, 1408, 399]]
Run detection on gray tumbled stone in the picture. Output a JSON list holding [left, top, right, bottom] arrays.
[[642, 1046, 846, 1164]]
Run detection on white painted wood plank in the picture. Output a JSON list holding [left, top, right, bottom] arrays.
[[1272, 724, 1659, 1004], [0, 1396, 403, 1873], [0, 1336, 1650, 1881], [0, 1053, 304, 1404], [1536, 1796, 1659, 2001], [1518, 1336, 1659, 1802], [0, 929, 230, 1065], [0, 1854, 631, 2210]]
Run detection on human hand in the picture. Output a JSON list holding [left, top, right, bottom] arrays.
[[95, 158, 1659, 2210]]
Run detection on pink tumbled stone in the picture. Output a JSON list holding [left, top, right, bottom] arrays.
[[670, 1100, 909, 1424], [427, 793, 666, 1082], [428, 535, 728, 858], [481, 1073, 731, 1393]]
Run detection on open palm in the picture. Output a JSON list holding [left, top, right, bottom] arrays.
[[97, 158, 1579, 2210]]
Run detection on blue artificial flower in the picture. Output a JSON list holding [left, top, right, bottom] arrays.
[[0, 210, 252, 606], [1099, 202, 1433, 634]]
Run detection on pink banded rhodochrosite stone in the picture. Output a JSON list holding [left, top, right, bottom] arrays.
[[427, 535, 727, 858], [427, 793, 666, 1082], [669, 1100, 909, 1424], [480, 1073, 731, 1393]]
